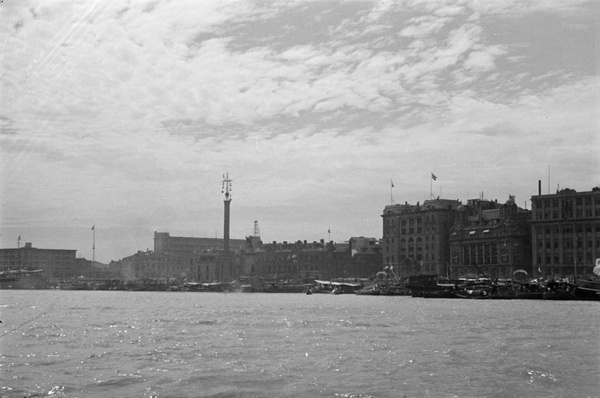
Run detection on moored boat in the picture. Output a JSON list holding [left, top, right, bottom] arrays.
[[573, 277, 600, 300], [543, 280, 576, 300], [516, 280, 545, 300]]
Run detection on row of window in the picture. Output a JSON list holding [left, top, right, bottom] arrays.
[[537, 240, 600, 249], [451, 266, 512, 278], [535, 196, 600, 209], [451, 243, 522, 265], [384, 254, 433, 263], [453, 229, 517, 239], [537, 224, 600, 235], [537, 252, 596, 265], [386, 236, 437, 244], [384, 216, 438, 235], [535, 208, 600, 219]]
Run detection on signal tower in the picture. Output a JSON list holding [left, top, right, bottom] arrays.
[[222, 172, 232, 253], [253, 220, 260, 238]]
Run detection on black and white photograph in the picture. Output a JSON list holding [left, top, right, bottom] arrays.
[[1, 1, 599, 397]]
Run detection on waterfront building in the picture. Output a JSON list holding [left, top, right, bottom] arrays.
[[117, 248, 244, 283], [530, 186, 600, 278], [247, 239, 338, 281], [153, 232, 245, 256], [448, 196, 531, 280], [348, 237, 383, 278], [0, 242, 77, 278], [238, 237, 380, 281], [381, 198, 461, 277], [189, 252, 243, 283], [120, 250, 186, 281]]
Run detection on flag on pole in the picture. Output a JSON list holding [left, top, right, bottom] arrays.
[[391, 180, 394, 188], [431, 173, 437, 181], [328, 228, 331, 234], [91, 225, 95, 231]]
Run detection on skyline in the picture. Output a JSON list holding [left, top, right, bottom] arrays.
[[1, 0, 599, 263]]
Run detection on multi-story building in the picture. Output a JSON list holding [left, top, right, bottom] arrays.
[[348, 237, 383, 278], [237, 237, 381, 281], [118, 248, 243, 283], [189, 252, 242, 282], [530, 186, 600, 278], [449, 196, 531, 279], [153, 232, 245, 256], [120, 250, 186, 281], [381, 198, 461, 277], [246, 239, 343, 281], [0, 242, 77, 278]]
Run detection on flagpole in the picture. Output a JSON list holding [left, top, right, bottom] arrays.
[[429, 173, 437, 200], [92, 225, 96, 264], [430, 176, 433, 197]]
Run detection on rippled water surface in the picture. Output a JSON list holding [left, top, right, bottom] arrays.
[[0, 291, 599, 397]]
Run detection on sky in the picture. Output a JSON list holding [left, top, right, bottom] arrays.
[[1, 0, 599, 263]]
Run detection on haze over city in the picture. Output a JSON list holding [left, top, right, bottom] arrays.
[[1, 0, 598, 263]]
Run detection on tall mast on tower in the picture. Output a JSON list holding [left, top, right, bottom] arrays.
[[253, 220, 260, 238], [222, 173, 232, 253]]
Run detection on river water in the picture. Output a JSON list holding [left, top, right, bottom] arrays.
[[0, 291, 598, 398]]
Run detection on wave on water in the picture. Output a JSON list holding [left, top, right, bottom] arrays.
[[0, 291, 599, 398]]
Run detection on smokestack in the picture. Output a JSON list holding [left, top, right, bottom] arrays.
[[538, 180, 541, 196]]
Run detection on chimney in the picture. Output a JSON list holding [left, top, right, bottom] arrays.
[[538, 180, 542, 196]]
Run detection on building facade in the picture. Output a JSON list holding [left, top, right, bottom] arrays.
[[530, 187, 600, 278], [153, 232, 246, 256], [0, 242, 77, 278], [246, 240, 343, 281], [381, 198, 461, 277], [449, 197, 531, 279], [236, 237, 380, 281], [189, 253, 242, 282], [348, 237, 383, 278], [120, 250, 187, 281]]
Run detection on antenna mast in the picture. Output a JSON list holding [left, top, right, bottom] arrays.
[[222, 173, 232, 253], [253, 220, 260, 237]]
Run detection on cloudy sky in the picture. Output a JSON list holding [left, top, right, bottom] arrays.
[[1, 0, 598, 263]]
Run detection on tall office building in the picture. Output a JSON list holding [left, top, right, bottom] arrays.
[[530, 186, 600, 277], [449, 196, 531, 279], [0, 242, 77, 278], [381, 198, 460, 277]]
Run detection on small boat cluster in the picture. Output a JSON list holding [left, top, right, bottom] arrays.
[[2, 270, 599, 301], [410, 276, 600, 301]]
